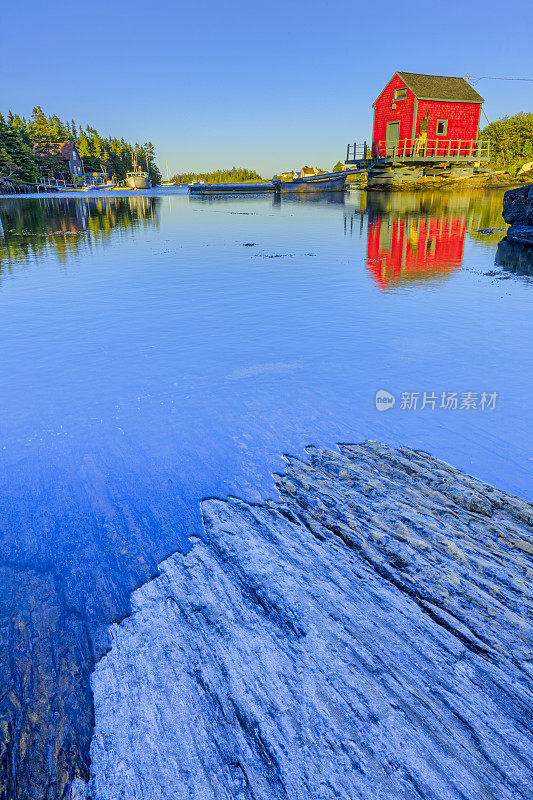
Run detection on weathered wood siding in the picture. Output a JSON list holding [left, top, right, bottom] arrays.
[[414, 98, 481, 143], [372, 74, 416, 155], [372, 73, 482, 156]]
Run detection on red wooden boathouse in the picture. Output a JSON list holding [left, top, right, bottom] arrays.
[[345, 72, 490, 185], [372, 72, 484, 158]]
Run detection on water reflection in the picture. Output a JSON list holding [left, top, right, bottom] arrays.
[[495, 238, 533, 277], [344, 190, 507, 289], [0, 195, 160, 273], [0, 186, 527, 800], [367, 211, 465, 288], [188, 192, 347, 209], [272, 192, 347, 206]]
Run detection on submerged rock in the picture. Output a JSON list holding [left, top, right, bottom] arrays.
[[89, 442, 533, 800], [0, 566, 94, 800]]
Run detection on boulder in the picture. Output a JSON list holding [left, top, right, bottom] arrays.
[[505, 223, 533, 246], [502, 185, 533, 245], [517, 161, 533, 177]]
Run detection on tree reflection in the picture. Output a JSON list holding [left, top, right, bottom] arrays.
[[0, 195, 160, 275]]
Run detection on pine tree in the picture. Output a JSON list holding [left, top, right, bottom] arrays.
[[0, 114, 39, 183], [2, 105, 162, 185], [29, 106, 52, 147], [49, 114, 69, 141], [170, 166, 263, 184], [141, 141, 161, 184]]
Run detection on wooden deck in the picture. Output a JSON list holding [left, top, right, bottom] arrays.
[[346, 139, 490, 166]]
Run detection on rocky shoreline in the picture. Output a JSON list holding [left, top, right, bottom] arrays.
[[346, 173, 533, 192], [76, 442, 532, 800], [0, 177, 35, 194]]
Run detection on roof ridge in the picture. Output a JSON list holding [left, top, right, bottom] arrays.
[[395, 72, 484, 103]]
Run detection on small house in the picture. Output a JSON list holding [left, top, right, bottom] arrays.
[[33, 141, 84, 182], [280, 171, 299, 181], [371, 72, 484, 158], [300, 166, 322, 177]]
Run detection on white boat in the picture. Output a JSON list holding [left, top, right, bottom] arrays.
[[125, 169, 151, 189]]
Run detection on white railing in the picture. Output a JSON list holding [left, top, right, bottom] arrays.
[[374, 138, 490, 162], [36, 178, 73, 191], [346, 139, 490, 164]]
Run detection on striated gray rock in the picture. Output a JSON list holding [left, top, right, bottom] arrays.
[[502, 185, 533, 245], [69, 777, 88, 800], [89, 442, 533, 800]]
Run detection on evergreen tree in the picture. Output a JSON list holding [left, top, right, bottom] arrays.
[[29, 106, 52, 146], [0, 114, 39, 183], [171, 166, 263, 184], [49, 114, 69, 141], [141, 141, 161, 184], [1, 105, 162, 184]]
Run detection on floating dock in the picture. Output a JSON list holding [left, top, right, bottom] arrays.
[[188, 181, 275, 194]]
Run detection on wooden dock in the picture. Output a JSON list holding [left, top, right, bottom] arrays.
[[346, 139, 490, 165], [345, 139, 491, 187]]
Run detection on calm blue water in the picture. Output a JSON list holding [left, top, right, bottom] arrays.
[[0, 189, 532, 609], [2, 185, 531, 796]]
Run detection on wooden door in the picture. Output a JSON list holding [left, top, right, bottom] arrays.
[[386, 122, 400, 157]]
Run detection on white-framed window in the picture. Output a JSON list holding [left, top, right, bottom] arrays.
[[436, 119, 448, 136], [394, 88, 407, 101]]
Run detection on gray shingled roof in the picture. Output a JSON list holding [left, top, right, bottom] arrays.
[[397, 72, 484, 103]]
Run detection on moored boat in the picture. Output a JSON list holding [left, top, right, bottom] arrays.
[[187, 169, 349, 195], [188, 181, 275, 194], [81, 181, 117, 191], [126, 169, 151, 189], [272, 170, 348, 193], [81, 171, 117, 191]]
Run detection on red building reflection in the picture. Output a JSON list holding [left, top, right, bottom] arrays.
[[366, 213, 466, 289]]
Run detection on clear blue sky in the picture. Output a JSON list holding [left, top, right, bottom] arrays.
[[1, 0, 531, 176]]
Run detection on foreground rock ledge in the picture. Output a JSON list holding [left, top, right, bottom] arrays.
[[87, 442, 532, 800]]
